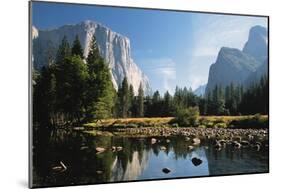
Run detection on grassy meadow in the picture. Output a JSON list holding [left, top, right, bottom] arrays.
[[83, 115, 268, 129]]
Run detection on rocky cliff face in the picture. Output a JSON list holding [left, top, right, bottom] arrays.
[[205, 25, 268, 95], [243, 25, 268, 63], [32, 20, 151, 95]]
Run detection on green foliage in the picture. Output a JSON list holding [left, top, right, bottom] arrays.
[[214, 122, 227, 128], [239, 75, 268, 114], [71, 35, 84, 59], [229, 114, 268, 129], [93, 100, 112, 120], [128, 85, 135, 117], [33, 66, 57, 126], [56, 35, 71, 64], [205, 76, 268, 116], [115, 79, 143, 119], [116, 77, 130, 118], [85, 35, 116, 120], [58, 55, 88, 122], [137, 83, 144, 117], [174, 106, 200, 127], [34, 34, 268, 127], [34, 35, 116, 126]]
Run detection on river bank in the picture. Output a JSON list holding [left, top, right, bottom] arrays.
[[80, 115, 269, 152], [83, 115, 268, 129]]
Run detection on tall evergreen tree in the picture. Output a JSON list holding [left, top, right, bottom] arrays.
[[71, 35, 84, 59], [56, 36, 71, 64], [137, 83, 144, 117], [56, 55, 88, 123], [128, 84, 135, 117], [120, 77, 130, 118], [33, 66, 57, 126], [163, 91, 172, 116], [85, 35, 116, 120]]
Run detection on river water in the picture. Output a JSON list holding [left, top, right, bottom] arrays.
[[32, 129, 268, 187]]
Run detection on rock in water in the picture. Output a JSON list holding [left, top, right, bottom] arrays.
[[241, 140, 250, 146], [232, 141, 241, 149], [96, 170, 103, 174], [151, 138, 157, 144], [187, 146, 194, 150], [191, 157, 203, 166], [96, 147, 106, 154], [160, 146, 167, 151], [192, 138, 201, 145], [80, 146, 89, 150], [254, 144, 261, 151], [214, 141, 222, 149], [162, 168, 171, 174], [111, 146, 116, 151]]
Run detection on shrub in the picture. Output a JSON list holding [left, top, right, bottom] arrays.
[[200, 118, 214, 128], [229, 115, 268, 129], [214, 122, 227, 128], [198, 125, 207, 129], [171, 123, 179, 127], [175, 106, 200, 127]]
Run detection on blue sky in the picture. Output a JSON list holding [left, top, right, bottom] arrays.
[[32, 2, 268, 94]]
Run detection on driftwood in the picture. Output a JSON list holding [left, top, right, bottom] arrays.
[[51, 161, 67, 173]]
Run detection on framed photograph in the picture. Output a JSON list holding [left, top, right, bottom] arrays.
[[29, 1, 269, 188]]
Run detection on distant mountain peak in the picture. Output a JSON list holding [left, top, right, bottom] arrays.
[[205, 25, 268, 95], [194, 84, 206, 96], [243, 25, 268, 63]]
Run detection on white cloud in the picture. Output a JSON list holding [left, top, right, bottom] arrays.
[[139, 58, 176, 94], [187, 14, 267, 89], [192, 14, 267, 57]]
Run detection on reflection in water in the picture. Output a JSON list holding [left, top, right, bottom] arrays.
[[205, 142, 269, 175], [32, 129, 268, 187], [111, 150, 149, 181], [138, 147, 209, 180]]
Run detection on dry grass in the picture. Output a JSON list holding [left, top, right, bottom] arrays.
[[84, 115, 268, 128], [84, 117, 174, 127]]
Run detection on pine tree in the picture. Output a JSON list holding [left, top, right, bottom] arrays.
[[163, 91, 172, 116], [85, 35, 116, 120], [137, 83, 144, 117], [58, 55, 88, 123], [33, 66, 57, 126], [56, 36, 71, 64], [151, 90, 161, 117], [120, 77, 130, 118], [71, 35, 84, 59], [128, 84, 135, 117]]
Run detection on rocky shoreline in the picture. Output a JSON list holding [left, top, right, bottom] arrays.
[[86, 126, 269, 152]]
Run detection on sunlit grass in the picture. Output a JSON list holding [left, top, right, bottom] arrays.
[[84, 115, 268, 129]]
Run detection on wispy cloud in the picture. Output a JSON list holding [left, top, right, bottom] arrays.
[[139, 58, 176, 94], [186, 14, 268, 89], [191, 14, 267, 58]]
